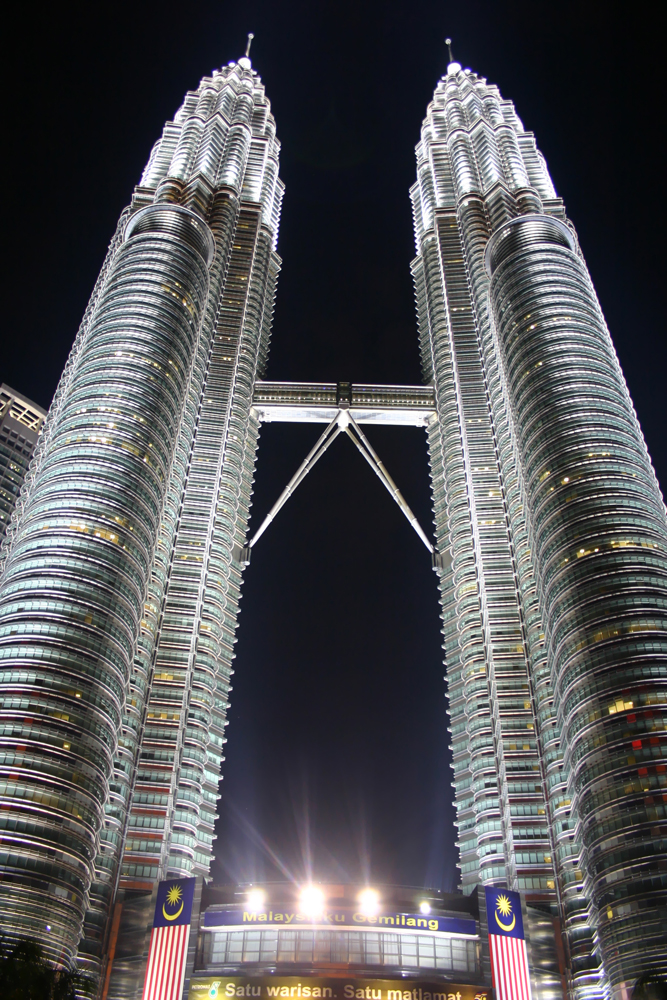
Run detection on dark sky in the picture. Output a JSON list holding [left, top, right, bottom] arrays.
[[2, 1, 664, 892]]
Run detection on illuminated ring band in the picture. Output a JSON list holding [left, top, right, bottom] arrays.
[[124, 204, 215, 268], [484, 213, 576, 278]]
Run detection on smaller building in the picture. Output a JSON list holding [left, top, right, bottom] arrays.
[[0, 384, 46, 544], [176, 883, 566, 1000]]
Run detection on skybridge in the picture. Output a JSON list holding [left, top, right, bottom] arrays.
[[252, 380, 436, 427], [242, 380, 440, 561]]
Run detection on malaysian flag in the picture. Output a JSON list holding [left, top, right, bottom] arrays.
[[142, 877, 196, 1000], [485, 886, 533, 1000]]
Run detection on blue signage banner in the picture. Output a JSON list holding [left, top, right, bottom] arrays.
[[153, 877, 197, 928], [484, 887, 524, 940], [188, 977, 490, 1000], [203, 908, 476, 937]]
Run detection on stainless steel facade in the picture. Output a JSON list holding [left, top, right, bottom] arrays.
[[0, 55, 283, 972], [412, 61, 667, 998]]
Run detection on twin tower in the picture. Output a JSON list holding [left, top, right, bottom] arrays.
[[0, 48, 665, 1000]]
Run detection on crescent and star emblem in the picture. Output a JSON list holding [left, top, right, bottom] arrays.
[[162, 883, 184, 922], [494, 893, 516, 933]]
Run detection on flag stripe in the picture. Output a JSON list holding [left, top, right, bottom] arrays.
[[155, 927, 168, 1000], [496, 936, 508, 1000], [502, 936, 513, 1000], [142, 923, 190, 1000], [149, 927, 163, 1000], [145, 927, 162, 1000], [146, 927, 162, 1000], [162, 925, 176, 1000], [154, 926, 168, 1000], [507, 938, 527, 1000], [172, 926, 190, 1000], [143, 929, 157, 1000], [168, 926, 183, 1000], [499, 936, 510, 1000], [170, 926, 185, 1000], [518, 939, 531, 1000], [489, 933, 532, 1000]]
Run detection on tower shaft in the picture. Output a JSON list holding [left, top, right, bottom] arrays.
[[413, 61, 667, 996], [0, 58, 283, 971]]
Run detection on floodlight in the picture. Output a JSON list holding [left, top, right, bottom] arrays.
[[419, 901, 431, 915], [246, 888, 265, 912], [358, 888, 380, 915], [299, 885, 325, 917]]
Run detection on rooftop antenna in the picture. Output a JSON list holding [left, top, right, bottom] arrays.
[[245, 32, 254, 58], [445, 37, 454, 63]]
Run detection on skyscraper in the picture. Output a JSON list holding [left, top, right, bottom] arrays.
[[1, 39, 665, 1000], [0, 385, 46, 543], [0, 49, 283, 972], [411, 57, 667, 997]]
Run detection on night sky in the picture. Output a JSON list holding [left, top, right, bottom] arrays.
[[2, 2, 664, 893]]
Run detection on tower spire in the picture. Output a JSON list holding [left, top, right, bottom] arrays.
[[245, 32, 254, 58], [445, 37, 454, 64]]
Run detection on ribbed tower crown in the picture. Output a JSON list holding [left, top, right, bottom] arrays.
[[412, 63, 559, 245]]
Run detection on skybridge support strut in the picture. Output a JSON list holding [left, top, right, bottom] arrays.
[[247, 415, 342, 550], [245, 408, 434, 555], [342, 412, 433, 553]]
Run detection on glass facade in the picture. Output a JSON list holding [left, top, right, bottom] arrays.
[[0, 55, 283, 972], [412, 61, 667, 998], [204, 928, 478, 975]]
